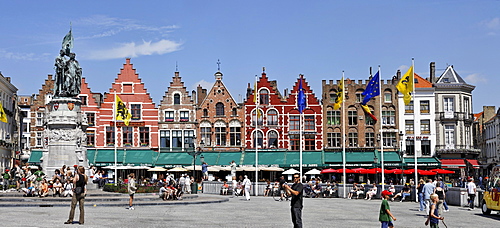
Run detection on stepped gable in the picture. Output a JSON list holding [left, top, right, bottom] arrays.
[[95, 58, 159, 148]]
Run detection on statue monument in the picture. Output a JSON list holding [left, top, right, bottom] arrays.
[[40, 28, 88, 178]]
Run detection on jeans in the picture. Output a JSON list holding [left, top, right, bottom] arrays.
[[443, 200, 449, 210], [469, 193, 476, 209], [67, 193, 85, 224], [418, 193, 425, 211], [291, 207, 303, 228]]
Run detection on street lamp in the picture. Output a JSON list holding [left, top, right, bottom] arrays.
[[186, 140, 204, 180]]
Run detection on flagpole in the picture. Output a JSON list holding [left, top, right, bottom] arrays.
[[379, 65, 385, 191], [114, 90, 118, 185], [341, 71, 346, 198], [254, 75, 259, 196], [299, 75, 303, 180], [412, 58, 418, 202]]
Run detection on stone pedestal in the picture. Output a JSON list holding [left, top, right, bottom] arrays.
[[41, 97, 88, 177]]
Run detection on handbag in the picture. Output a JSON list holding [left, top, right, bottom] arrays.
[[75, 187, 83, 195]]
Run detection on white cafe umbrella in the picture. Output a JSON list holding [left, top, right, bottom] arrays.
[[282, 168, 299, 175], [147, 167, 167, 172], [185, 165, 220, 172], [305, 168, 321, 175], [261, 167, 285, 172], [168, 167, 188, 172]]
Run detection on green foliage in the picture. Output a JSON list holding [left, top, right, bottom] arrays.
[[103, 183, 159, 193]]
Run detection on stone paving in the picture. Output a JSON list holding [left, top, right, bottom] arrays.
[[0, 194, 499, 227]]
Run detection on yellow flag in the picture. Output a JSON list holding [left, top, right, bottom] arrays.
[[396, 65, 414, 105], [115, 95, 131, 126], [333, 76, 344, 110], [0, 102, 7, 123]]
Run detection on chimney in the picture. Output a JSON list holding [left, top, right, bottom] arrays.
[[430, 62, 436, 83], [397, 70, 401, 79]]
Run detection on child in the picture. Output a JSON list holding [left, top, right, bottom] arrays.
[[379, 190, 397, 228], [425, 194, 444, 228]]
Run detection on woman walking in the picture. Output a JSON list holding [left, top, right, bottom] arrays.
[[128, 173, 137, 210], [64, 166, 87, 225]]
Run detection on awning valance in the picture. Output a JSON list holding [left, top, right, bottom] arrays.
[[440, 159, 465, 168]]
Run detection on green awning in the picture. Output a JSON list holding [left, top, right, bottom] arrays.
[[217, 152, 243, 166], [284, 151, 323, 168], [242, 151, 286, 166], [87, 149, 96, 166], [93, 149, 125, 166], [28, 150, 43, 164], [154, 152, 193, 167], [324, 151, 403, 167], [124, 149, 156, 166], [403, 157, 441, 167], [198, 151, 219, 165]]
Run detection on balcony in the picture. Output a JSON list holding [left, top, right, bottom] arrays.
[[435, 144, 481, 155], [437, 112, 474, 123]]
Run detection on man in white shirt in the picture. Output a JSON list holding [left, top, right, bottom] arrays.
[[242, 175, 252, 201], [467, 178, 477, 210], [230, 161, 237, 177]]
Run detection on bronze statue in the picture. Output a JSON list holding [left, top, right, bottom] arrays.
[[54, 28, 81, 97]]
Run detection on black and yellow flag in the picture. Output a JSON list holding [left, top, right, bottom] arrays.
[[0, 102, 7, 123], [115, 95, 131, 126]]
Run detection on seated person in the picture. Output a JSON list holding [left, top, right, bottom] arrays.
[[62, 179, 73, 197], [92, 170, 106, 188], [52, 179, 63, 197], [221, 181, 229, 195], [388, 184, 396, 195], [348, 183, 359, 199], [312, 183, 322, 198], [21, 182, 35, 197], [264, 181, 271, 197], [235, 181, 243, 196], [159, 183, 168, 200], [365, 183, 378, 200], [38, 179, 49, 197], [392, 183, 411, 202], [356, 184, 365, 198]]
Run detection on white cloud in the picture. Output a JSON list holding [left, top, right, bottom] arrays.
[[0, 49, 51, 61], [77, 15, 179, 40], [482, 17, 500, 30], [465, 73, 487, 84], [86, 39, 183, 60], [192, 80, 214, 91]]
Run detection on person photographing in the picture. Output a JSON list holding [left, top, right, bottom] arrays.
[[283, 173, 303, 228]]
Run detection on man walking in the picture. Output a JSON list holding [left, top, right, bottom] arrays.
[[422, 179, 435, 215], [242, 175, 252, 201], [467, 178, 477, 210], [283, 173, 304, 228]]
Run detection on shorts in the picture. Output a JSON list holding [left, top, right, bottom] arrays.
[[129, 193, 135, 197], [380, 221, 394, 228]]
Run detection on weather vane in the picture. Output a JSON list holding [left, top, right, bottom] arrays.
[[217, 59, 221, 71]]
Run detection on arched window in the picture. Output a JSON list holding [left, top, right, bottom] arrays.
[[174, 94, 180, 105], [267, 109, 278, 126], [259, 89, 269, 105], [268, 131, 278, 148], [254, 131, 263, 148], [216, 102, 224, 116]]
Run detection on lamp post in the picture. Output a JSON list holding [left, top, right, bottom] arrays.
[[187, 140, 204, 181]]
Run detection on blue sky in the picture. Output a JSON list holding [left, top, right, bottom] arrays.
[[1, 1, 500, 112]]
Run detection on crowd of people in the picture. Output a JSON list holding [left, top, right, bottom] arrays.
[[0, 164, 83, 198]]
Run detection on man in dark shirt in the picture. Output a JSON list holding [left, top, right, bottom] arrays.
[[284, 173, 304, 228]]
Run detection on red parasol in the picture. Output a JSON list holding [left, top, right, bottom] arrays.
[[429, 169, 455, 174], [352, 168, 368, 173], [418, 170, 437, 175], [389, 169, 404, 175], [403, 168, 419, 174], [320, 168, 338, 174], [336, 168, 356, 173]]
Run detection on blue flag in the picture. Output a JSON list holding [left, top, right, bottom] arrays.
[[297, 76, 306, 113], [361, 71, 380, 105]]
